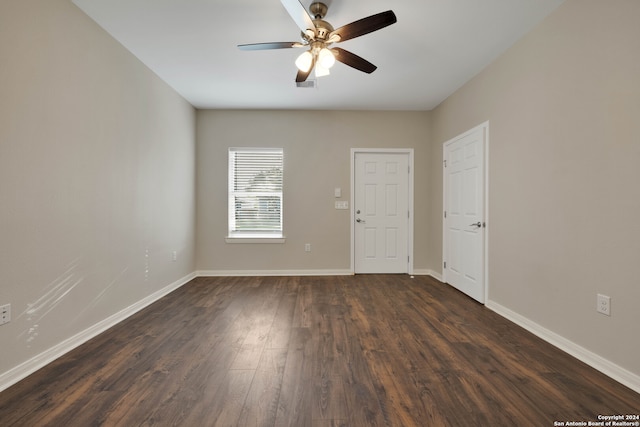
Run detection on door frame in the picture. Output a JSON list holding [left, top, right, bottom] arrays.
[[350, 148, 414, 274], [442, 121, 489, 303]]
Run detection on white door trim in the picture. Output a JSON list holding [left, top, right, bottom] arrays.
[[351, 148, 414, 274], [442, 122, 490, 303]]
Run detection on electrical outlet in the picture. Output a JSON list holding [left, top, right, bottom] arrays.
[[305, 243, 311, 252], [597, 294, 610, 316], [0, 304, 11, 325]]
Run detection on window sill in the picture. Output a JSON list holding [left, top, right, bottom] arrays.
[[225, 236, 286, 244]]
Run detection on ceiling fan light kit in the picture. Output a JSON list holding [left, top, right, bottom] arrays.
[[238, 0, 397, 83], [318, 47, 335, 69], [315, 63, 330, 78], [295, 50, 314, 72]]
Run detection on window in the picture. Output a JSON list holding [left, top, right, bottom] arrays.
[[228, 148, 283, 239]]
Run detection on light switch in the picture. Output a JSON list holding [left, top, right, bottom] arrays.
[[334, 187, 341, 198], [335, 201, 348, 210]]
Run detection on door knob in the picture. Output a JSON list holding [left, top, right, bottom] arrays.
[[356, 218, 365, 223], [469, 222, 482, 227]]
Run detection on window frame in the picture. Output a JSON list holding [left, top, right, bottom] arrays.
[[226, 147, 284, 242]]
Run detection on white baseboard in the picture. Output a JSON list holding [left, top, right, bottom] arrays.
[[428, 270, 443, 282], [486, 300, 640, 394], [196, 269, 354, 277], [412, 269, 443, 282], [0, 272, 196, 393]]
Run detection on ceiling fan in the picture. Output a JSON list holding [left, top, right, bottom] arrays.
[[238, 0, 397, 83]]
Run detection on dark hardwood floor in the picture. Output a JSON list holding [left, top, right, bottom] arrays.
[[0, 275, 638, 426]]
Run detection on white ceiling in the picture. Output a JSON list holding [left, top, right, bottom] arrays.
[[71, 0, 564, 111]]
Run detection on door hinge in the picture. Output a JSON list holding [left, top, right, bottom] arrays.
[[408, 256, 410, 263], [444, 261, 447, 269], [444, 211, 447, 218], [444, 159, 447, 168], [408, 211, 410, 219]]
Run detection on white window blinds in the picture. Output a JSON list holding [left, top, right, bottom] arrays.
[[228, 148, 283, 237]]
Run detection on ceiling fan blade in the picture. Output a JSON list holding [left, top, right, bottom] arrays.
[[295, 57, 316, 83], [330, 10, 397, 43], [280, 0, 316, 33], [238, 42, 303, 51], [332, 48, 377, 74]]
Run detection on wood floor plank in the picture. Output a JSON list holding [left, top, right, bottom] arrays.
[[291, 281, 313, 328], [265, 290, 297, 350], [237, 348, 288, 427], [210, 369, 255, 427], [274, 327, 314, 427], [311, 420, 348, 427], [230, 282, 281, 370], [0, 275, 638, 426], [312, 375, 348, 422]]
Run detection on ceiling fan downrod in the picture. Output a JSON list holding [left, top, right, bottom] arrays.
[[309, 2, 328, 19]]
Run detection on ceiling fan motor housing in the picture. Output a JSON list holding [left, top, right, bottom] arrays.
[[308, 2, 333, 40], [313, 19, 334, 40]]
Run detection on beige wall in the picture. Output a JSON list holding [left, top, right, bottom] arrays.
[[429, 0, 640, 375], [196, 110, 431, 273], [0, 0, 196, 378]]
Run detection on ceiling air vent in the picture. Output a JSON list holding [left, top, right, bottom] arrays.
[[296, 79, 316, 88]]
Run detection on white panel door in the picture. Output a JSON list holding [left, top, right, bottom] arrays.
[[354, 153, 409, 273], [443, 124, 486, 303]]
